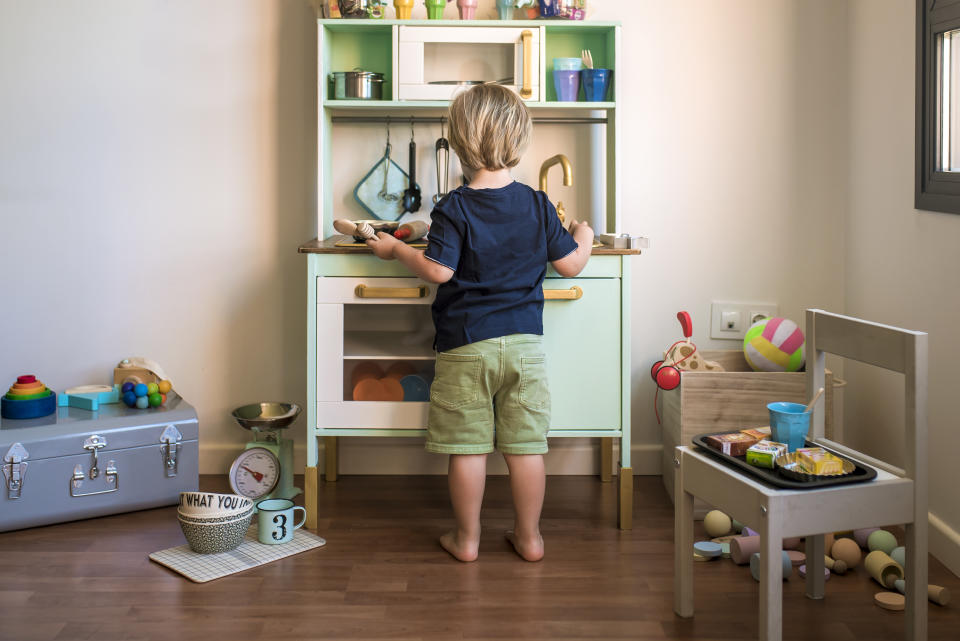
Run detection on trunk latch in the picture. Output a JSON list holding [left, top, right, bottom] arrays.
[[3, 443, 29, 500]]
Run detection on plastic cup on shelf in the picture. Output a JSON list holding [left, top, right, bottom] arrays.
[[553, 57, 584, 71], [767, 402, 811, 452], [553, 69, 581, 102], [424, 0, 446, 19], [496, 0, 514, 20], [581, 68, 612, 102]]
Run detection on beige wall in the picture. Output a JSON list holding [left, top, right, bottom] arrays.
[[846, 0, 960, 575], [13, 0, 955, 572], [0, 0, 317, 464]]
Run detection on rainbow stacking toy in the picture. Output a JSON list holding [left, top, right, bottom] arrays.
[[1, 374, 58, 419]]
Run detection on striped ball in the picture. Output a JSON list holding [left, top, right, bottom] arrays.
[[743, 317, 805, 372]]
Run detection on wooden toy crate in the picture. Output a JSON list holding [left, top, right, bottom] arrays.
[[660, 350, 835, 507]]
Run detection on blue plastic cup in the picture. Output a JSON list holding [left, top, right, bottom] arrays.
[[767, 402, 811, 452], [553, 69, 580, 102], [581, 68, 612, 102]]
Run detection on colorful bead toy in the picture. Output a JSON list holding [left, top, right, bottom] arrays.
[[121, 378, 173, 409]]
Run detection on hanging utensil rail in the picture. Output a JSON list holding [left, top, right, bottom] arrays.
[[331, 116, 607, 125]]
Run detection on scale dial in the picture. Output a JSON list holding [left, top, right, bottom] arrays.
[[228, 447, 280, 500]]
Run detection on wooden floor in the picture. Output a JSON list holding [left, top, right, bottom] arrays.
[[1, 475, 958, 641]]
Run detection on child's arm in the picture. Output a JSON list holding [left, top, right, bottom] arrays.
[[550, 221, 594, 277], [366, 232, 454, 284]]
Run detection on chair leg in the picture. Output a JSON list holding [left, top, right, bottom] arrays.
[[905, 521, 928, 641], [805, 534, 825, 599], [758, 503, 783, 641], [674, 451, 694, 618]]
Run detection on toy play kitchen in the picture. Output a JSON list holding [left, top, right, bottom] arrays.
[[302, 18, 638, 529]]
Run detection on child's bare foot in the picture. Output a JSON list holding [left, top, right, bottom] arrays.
[[440, 530, 479, 562], [505, 530, 544, 562]]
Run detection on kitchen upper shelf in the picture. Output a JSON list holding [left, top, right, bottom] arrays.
[[323, 100, 615, 110]]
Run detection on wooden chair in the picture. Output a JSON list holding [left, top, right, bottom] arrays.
[[673, 309, 928, 641]]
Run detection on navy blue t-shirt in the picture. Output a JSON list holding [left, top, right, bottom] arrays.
[[424, 181, 579, 352]]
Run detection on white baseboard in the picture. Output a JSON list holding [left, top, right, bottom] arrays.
[[930, 511, 960, 578], [200, 441, 665, 476]]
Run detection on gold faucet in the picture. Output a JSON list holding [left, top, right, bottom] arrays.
[[539, 154, 572, 224]]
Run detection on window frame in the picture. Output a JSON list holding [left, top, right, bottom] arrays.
[[916, 0, 960, 214]]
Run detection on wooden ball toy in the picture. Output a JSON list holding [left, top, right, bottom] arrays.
[[831, 538, 862, 568], [889, 546, 906, 569], [704, 510, 732, 538], [157, 379, 172, 394], [824, 555, 848, 575], [867, 529, 898, 555], [854, 527, 880, 548]]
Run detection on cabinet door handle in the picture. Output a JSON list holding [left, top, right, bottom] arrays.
[[520, 30, 533, 99], [355, 284, 429, 299], [543, 286, 582, 301]]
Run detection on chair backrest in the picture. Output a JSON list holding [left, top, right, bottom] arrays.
[[805, 309, 928, 483]]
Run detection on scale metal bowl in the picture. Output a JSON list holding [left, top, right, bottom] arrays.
[[231, 402, 301, 433]]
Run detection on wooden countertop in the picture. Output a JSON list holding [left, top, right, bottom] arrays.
[[298, 236, 642, 255]]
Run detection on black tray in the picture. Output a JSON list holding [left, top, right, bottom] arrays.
[[691, 432, 878, 490]]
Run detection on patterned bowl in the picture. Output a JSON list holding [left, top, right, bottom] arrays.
[[177, 511, 253, 554], [178, 492, 253, 518], [177, 505, 254, 525]]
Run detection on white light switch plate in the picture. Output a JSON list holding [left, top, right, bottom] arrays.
[[710, 301, 778, 340]]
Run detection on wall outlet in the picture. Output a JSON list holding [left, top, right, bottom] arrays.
[[710, 301, 778, 340]]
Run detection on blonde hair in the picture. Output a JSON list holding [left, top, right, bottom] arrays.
[[447, 84, 532, 173]]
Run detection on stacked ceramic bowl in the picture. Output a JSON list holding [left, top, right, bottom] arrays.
[[177, 492, 254, 554]]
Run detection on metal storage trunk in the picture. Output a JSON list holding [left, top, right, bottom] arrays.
[[1, 396, 199, 532]]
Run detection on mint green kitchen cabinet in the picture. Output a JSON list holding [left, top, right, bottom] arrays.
[[301, 18, 639, 530]]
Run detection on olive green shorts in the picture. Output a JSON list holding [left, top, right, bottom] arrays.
[[426, 334, 550, 455]]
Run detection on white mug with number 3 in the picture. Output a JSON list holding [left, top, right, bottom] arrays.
[[256, 498, 307, 544]]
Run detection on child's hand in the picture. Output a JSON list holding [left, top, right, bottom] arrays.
[[366, 231, 400, 260], [568, 220, 594, 243]]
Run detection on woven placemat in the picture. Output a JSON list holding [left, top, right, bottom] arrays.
[[149, 526, 326, 583]]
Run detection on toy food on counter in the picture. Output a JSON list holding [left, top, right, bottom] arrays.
[[745, 441, 788, 469], [703, 432, 758, 457], [393, 220, 428, 241], [1, 374, 58, 419], [739, 426, 771, 441], [796, 447, 844, 475]]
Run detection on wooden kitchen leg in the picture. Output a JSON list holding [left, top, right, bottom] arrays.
[[324, 436, 338, 482], [305, 465, 318, 530], [600, 437, 613, 483], [617, 465, 633, 529]]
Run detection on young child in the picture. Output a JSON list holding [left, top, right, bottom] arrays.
[[365, 84, 593, 562]]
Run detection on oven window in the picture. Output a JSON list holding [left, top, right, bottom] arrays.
[[423, 43, 515, 85]]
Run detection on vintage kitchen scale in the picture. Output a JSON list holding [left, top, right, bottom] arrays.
[[228, 402, 301, 502]]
